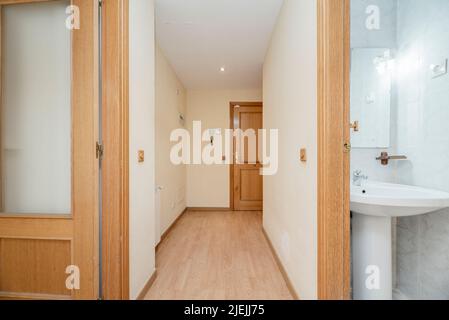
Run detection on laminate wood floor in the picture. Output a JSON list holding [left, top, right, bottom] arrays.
[[145, 210, 293, 300]]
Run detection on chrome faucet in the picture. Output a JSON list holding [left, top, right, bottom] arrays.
[[353, 170, 368, 186]]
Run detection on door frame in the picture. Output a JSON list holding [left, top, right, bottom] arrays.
[[317, 0, 351, 300], [229, 102, 263, 211], [101, 0, 130, 300]]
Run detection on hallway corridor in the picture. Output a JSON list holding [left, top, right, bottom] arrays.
[[145, 211, 293, 300]]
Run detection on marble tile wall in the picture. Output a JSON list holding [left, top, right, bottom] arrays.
[[395, 0, 449, 300]]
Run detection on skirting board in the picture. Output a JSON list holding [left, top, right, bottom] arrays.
[[262, 228, 300, 300], [156, 207, 188, 251], [136, 270, 157, 300], [187, 207, 231, 212]]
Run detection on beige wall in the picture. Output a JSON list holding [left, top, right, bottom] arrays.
[[155, 45, 187, 240], [186, 89, 262, 208], [262, 0, 318, 299], [129, 0, 156, 300]]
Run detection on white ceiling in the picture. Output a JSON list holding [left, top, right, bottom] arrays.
[[155, 0, 284, 90]]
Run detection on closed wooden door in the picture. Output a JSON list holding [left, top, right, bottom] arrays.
[[231, 103, 263, 211], [0, 0, 99, 300]]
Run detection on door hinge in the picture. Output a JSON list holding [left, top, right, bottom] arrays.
[[344, 142, 352, 153], [96, 142, 104, 160], [98, 0, 103, 8]]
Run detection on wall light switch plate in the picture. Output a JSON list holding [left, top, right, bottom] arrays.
[[138, 150, 145, 163], [300, 148, 307, 162], [430, 59, 448, 78]]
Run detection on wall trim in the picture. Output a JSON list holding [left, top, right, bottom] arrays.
[[187, 207, 231, 212], [136, 270, 157, 300], [262, 228, 300, 300]]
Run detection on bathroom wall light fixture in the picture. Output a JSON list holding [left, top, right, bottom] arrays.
[[430, 59, 448, 78], [373, 51, 395, 75]]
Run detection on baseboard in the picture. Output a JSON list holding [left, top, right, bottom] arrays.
[[136, 269, 157, 300], [187, 207, 231, 212], [262, 228, 300, 300], [156, 207, 188, 251]]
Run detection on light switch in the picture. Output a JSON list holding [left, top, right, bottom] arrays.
[[138, 150, 145, 163], [300, 149, 307, 162]]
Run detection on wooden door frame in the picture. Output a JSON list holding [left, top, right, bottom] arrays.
[[317, 0, 351, 300], [101, 0, 129, 300], [229, 102, 263, 211]]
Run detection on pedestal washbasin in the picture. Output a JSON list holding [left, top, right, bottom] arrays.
[[351, 181, 449, 300]]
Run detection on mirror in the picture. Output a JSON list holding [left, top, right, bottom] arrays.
[[350, 48, 392, 148]]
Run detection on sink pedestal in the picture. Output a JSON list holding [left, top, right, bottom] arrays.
[[352, 213, 392, 300]]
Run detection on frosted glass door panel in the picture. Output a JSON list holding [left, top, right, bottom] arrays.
[[1, 1, 71, 214]]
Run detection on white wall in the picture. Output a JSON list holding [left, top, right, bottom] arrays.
[[262, 0, 317, 299], [129, 0, 156, 300], [155, 45, 187, 237], [186, 89, 262, 208]]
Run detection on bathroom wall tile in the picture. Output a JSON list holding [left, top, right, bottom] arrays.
[[351, 149, 396, 182], [351, 0, 397, 48], [395, 0, 449, 300], [419, 209, 449, 299], [397, 217, 420, 298]]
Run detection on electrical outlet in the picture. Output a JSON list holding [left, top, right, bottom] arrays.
[[300, 148, 307, 162], [138, 150, 145, 163]]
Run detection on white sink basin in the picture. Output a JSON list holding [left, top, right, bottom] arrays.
[[351, 181, 449, 217], [351, 181, 449, 300]]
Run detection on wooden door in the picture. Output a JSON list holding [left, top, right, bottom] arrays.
[[231, 103, 263, 211], [0, 0, 99, 300]]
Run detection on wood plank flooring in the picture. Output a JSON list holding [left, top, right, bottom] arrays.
[[145, 210, 293, 300]]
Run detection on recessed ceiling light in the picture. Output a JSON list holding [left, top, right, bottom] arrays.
[[220, 67, 226, 72]]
